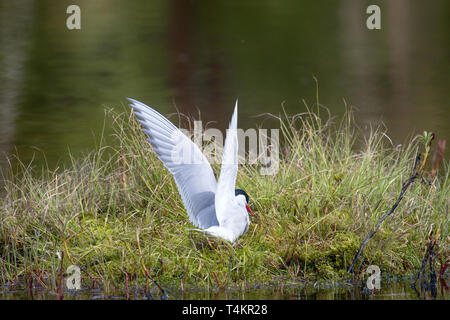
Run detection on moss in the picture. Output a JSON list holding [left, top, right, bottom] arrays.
[[0, 107, 448, 289]]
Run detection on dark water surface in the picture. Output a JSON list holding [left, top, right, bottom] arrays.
[[0, 278, 448, 300], [0, 0, 449, 171], [0, 0, 448, 302]]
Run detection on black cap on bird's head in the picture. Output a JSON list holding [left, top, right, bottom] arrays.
[[235, 189, 252, 215], [235, 189, 249, 203]]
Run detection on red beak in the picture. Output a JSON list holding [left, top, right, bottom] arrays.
[[246, 204, 252, 215]]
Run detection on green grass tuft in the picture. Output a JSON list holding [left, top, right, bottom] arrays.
[[0, 105, 448, 292]]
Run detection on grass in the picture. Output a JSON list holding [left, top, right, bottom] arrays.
[[0, 103, 448, 295]]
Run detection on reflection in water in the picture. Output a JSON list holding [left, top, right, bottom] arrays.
[[340, 0, 450, 144], [387, 0, 412, 118], [168, 0, 227, 129], [0, 0, 448, 170], [168, 0, 195, 112], [0, 279, 448, 300], [0, 0, 34, 174], [339, 0, 384, 125]]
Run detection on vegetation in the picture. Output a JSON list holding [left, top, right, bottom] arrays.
[[0, 104, 448, 295]]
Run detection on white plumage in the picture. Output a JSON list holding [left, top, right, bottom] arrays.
[[128, 98, 251, 242]]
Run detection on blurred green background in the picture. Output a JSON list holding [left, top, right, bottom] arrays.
[[0, 0, 448, 170]]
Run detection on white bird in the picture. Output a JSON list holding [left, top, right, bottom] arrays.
[[127, 98, 252, 243]]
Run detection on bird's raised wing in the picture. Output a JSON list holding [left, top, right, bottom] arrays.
[[215, 100, 239, 226], [128, 98, 218, 228]]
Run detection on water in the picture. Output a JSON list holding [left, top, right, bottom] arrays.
[[0, 278, 448, 300], [0, 0, 448, 301], [0, 0, 449, 171]]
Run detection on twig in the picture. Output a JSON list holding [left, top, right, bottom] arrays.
[[411, 234, 439, 299], [58, 251, 64, 300], [119, 268, 130, 300], [212, 271, 221, 287], [439, 261, 449, 279], [31, 271, 47, 289], [62, 236, 75, 265], [412, 239, 437, 287], [348, 133, 434, 274], [180, 273, 186, 298], [136, 229, 168, 299], [347, 174, 418, 273]]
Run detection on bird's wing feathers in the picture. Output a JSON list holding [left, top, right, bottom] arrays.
[[128, 98, 218, 228], [215, 100, 239, 226]]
